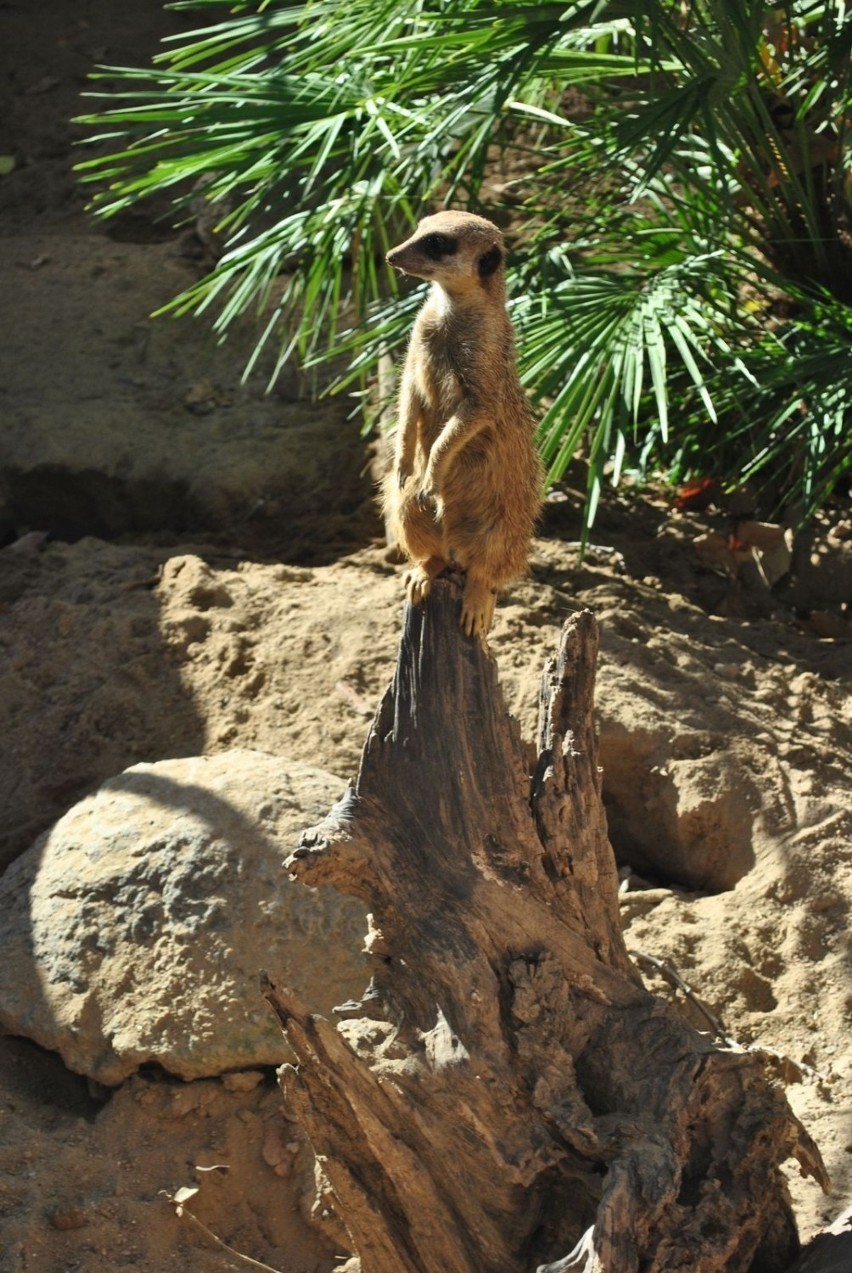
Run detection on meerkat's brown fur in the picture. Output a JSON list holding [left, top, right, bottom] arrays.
[[383, 210, 543, 637]]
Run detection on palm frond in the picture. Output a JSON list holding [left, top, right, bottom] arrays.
[[74, 0, 852, 535]]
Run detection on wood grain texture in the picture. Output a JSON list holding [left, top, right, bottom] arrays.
[[266, 579, 826, 1272]]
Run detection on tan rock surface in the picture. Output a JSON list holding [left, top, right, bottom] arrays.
[[0, 752, 367, 1084]]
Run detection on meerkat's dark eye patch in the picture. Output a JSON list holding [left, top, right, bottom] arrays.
[[420, 232, 458, 260], [477, 246, 502, 278]]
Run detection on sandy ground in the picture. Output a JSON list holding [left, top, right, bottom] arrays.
[[2, 3, 851, 1270]]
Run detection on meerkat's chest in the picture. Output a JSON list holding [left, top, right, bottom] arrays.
[[415, 352, 461, 416], [412, 316, 468, 415]]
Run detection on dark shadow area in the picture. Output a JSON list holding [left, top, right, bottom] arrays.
[[0, 1032, 105, 1124], [784, 1227, 852, 1273], [1, 2, 216, 851], [0, 538, 207, 869], [539, 486, 852, 680], [0, 0, 383, 569]]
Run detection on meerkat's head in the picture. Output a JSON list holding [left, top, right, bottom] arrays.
[[386, 211, 504, 295]]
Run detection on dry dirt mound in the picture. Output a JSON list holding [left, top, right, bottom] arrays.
[[2, 527, 850, 1265]]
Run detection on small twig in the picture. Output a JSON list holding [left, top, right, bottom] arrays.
[[161, 1191, 288, 1273], [628, 948, 825, 1080], [629, 948, 735, 1045]]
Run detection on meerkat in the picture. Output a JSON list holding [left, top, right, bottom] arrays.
[[383, 210, 543, 638]]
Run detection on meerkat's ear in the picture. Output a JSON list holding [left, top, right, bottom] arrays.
[[477, 245, 502, 279]]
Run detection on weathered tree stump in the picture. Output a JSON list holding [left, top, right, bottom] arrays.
[[263, 580, 826, 1273]]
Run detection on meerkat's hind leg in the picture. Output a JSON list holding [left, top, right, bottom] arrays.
[[404, 555, 448, 606], [460, 573, 497, 639]]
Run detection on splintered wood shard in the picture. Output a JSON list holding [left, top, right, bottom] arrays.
[[277, 579, 824, 1273]]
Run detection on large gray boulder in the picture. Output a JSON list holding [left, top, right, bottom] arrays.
[[0, 751, 367, 1084]]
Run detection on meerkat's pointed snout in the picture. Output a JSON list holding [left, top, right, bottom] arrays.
[[386, 211, 506, 290]]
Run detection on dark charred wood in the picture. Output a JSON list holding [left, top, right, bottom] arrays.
[[781, 1228, 852, 1273]]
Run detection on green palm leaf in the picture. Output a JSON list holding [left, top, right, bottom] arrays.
[[75, 0, 852, 535]]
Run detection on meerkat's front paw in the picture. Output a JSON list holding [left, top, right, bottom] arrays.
[[416, 465, 442, 506], [396, 461, 412, 489], [461, 578, 497, 639], [404, 565, 433, 606], [415, 485, 437, 510]]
